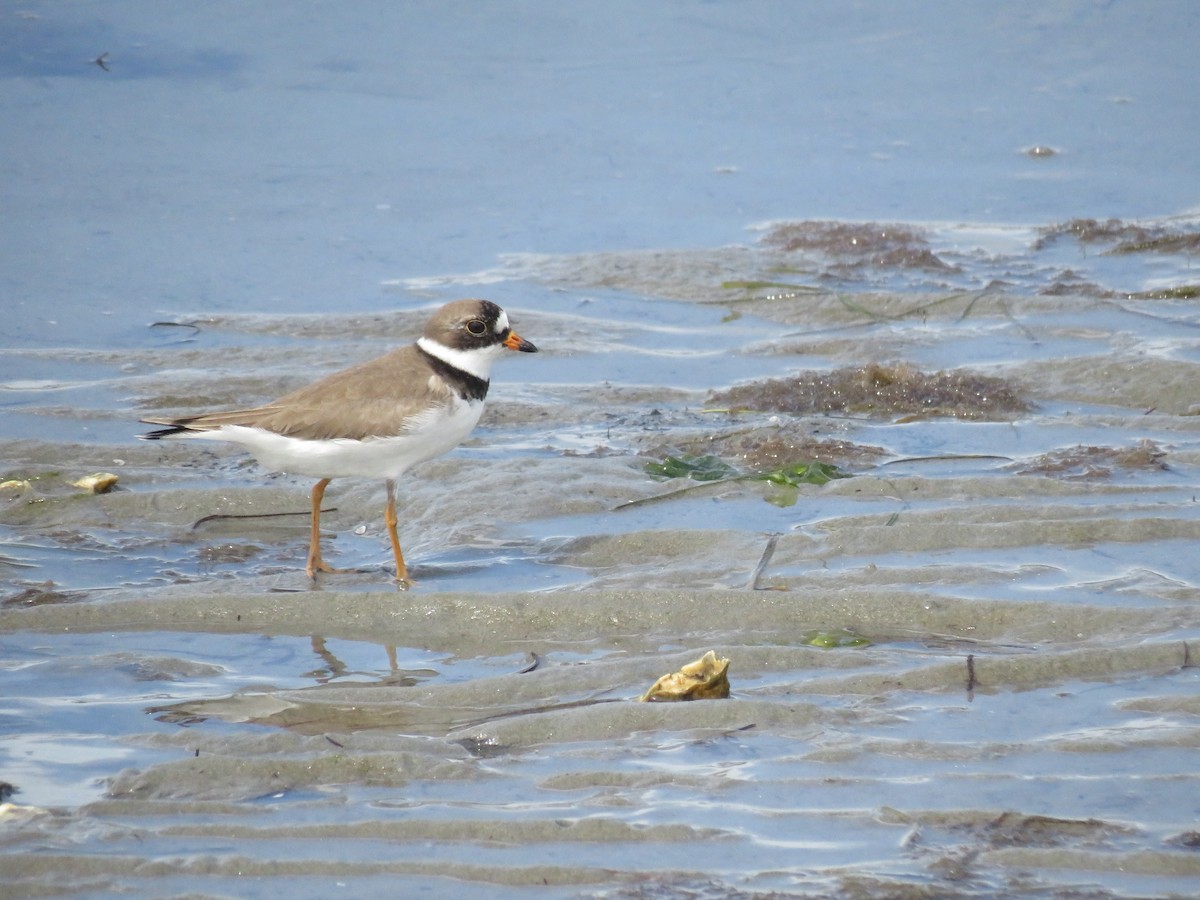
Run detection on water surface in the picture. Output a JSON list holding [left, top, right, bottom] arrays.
[[3, 2, 1200, 897]]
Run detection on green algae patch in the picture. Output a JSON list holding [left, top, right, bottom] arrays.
[[802, 629, 872, 649], [756, 461, 851, 487], [645, 454, 739, 482], [646, 454, 848, 486], [641, 453, 851, 507], [645, 425, 884, 474]]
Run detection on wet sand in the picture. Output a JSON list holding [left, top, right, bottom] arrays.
[[5, 230, 1200, 895]]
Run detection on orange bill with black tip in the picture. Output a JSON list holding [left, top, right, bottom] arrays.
[[504, 331, 538, 353]]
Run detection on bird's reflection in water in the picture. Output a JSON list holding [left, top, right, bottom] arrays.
[[307, 635, 401, 684]]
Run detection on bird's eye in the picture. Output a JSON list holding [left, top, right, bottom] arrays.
[[466, 319, 487, 336]]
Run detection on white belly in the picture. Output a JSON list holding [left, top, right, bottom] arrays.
[[181, 398, 485, 481]]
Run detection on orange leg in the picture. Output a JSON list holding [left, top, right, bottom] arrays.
[[385, 479, 411, 585], [306, 478, 348, 578]]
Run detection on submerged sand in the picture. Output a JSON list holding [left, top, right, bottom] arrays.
[[5, 234, 1200, 896]]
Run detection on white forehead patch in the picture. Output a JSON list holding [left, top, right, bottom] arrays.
[[493, 310, 510, 334]]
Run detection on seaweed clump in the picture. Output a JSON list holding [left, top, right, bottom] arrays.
[[1035, 217, 1200, 255], [1014, 440, 1168, 480], [761, 220, 954, 272], [709, 363, 1030, 420]]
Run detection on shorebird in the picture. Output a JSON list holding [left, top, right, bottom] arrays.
[[141, 299, 537, 583]]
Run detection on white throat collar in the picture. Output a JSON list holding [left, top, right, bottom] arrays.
[[417, 336, 499, 382]]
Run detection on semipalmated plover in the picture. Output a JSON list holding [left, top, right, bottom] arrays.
[[141, 299, 537, 584]]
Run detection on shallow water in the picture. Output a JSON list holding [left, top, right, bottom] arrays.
[[4, 2, 1200, 898], [6, 245, 1200, 898]]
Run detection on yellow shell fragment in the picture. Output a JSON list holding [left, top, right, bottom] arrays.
[[71, 472, 119, 494], [640, 650, 731, 702], [0, 802, 51, 824]]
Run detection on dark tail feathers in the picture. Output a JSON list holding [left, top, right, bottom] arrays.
[[139, 424, 192, 440]]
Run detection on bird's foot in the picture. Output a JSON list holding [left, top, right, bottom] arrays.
[[306, 557, 353, 579]]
